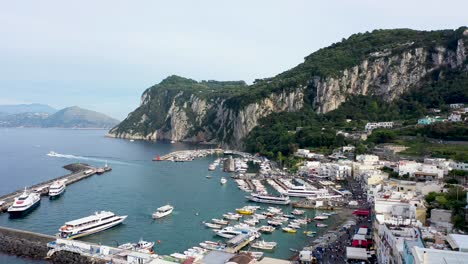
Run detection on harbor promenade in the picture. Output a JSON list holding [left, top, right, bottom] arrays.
[[0, 163, 110, 213]]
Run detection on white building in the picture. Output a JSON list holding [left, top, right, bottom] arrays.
[[319, 163, 352, 180], [398, 161, 444, 180], [450, 161, 468, 171], [424, 158, 451, 175], [412, 246, 468, 264], [365, 122, 394, 131], [356, 154, 380, 165], [449, 103, 465, 109], [448, 113, 462, 122]]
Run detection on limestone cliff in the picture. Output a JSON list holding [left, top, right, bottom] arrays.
[[109, 27, 468, 148]]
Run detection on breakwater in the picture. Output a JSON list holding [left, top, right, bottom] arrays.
[[0, 163, 110, 213], [0, 226, 105, 264]]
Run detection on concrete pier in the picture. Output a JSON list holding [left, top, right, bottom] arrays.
[[0, 163, 110, 213]]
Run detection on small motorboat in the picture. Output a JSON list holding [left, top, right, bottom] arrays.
[[220, 177, 227, 185], [282, 227, 297, 233], [259, 225, 275, 233], [204, 222, 222, 229], [316, 223, 328, 228], [212, 218, 229, 225], [206, 175, 212, 179], [291, 209, 305, 215], [251, 240, 277, 250]]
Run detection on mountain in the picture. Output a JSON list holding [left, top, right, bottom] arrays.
[[0, 106, 119, 128], [0, 103, 56, 115], [109, 27, 468, 148], [42, 106, 119, 128]]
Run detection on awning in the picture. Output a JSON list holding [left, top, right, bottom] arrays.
[[346, 247, 368, 260]]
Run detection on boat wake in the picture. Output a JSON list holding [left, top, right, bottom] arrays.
[[47, 151, 134, 166]]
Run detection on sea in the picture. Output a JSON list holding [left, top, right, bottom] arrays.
[[0, 128, 338, 263]]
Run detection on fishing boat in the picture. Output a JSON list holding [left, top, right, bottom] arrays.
[[49, 180, 66, 198], [152, 205, 174, 219], [212, 218, 229, 225], [205, 222, 222, 229], [58, 211, 127, 239], [220, 177, 227, 185], [246, 193, 290, 205], [251, 240, 277, 250], [316, 223, 328, 228], [291, 209, 305, 215], [282, 227, 297, 233], [259, 225, 275, 233], [7, 188, 41, 217]]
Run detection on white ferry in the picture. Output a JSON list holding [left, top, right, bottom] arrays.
[[7, 188, 41, 217], [286, 186, 325, 197], [152, 205, 174, 219], [49, 180, 66, 198], [58, 211, 127, 239], [246, 193, 290, 205]]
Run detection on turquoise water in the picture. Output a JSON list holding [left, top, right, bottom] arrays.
[[0, 128, 337, 261]]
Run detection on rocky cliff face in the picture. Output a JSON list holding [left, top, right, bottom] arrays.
[[314, 38, 467, 113], [109, 28, 468, 148], [109, 86, 305, 148]]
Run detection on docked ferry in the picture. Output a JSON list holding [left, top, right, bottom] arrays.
[[246, 193, 290, 205], [58, 211, 127, 239], [7, 188, 41, 217], [48, 180, 66, 198]]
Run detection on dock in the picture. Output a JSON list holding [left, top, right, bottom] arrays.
[[0, 163, 111, 213], [153, 149, 252, 161]]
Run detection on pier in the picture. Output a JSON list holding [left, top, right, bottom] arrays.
[[0, 163, 111, 213]]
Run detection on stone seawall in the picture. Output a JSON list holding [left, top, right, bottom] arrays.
[[0, 226, 105, 264]]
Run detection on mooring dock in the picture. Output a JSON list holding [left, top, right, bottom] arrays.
[[0, 163, 111, 212]]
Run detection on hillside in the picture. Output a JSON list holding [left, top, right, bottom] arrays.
[[0, 106, 119, 128], [109, 27, 468, 148], [43, 106, 119, 128]]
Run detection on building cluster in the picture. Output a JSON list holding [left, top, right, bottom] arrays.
[[295, 147, 468, 263], [418, 103, 468, 125]]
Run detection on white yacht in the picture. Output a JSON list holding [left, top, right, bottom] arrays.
[[49, 180, 66, 198], [7, 188, 41, 217], [58, 211, 127, 239], [246, 193, 290, 205], [152, 205, 174, 219], [220, 177, 227, 185]]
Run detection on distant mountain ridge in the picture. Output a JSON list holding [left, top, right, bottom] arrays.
[[0, 105, 119, 128], [0, 103, 56, 115]]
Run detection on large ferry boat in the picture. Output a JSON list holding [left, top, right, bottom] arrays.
[[58, 211, 127, 239], [286, 186, 326, 197], [246, 193, 290, 205], [7, 188, 41, 217], [48, 180, 66, 198]]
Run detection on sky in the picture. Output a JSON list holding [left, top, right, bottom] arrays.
[[0, 0, 467, 120]]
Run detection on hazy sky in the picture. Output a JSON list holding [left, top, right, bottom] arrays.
[[0, 0, 467, 119]]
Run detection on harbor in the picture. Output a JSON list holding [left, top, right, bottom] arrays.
[[0, 129, 367, 263]]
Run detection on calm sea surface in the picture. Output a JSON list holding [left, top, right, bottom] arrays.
[[0, 128, 336, 262]]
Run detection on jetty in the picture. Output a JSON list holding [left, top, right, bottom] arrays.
[[0, 163, 111, 213]]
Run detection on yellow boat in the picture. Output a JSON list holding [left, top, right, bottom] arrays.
[[282, 227, 297, 233], [236, 208, 254, 215]]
